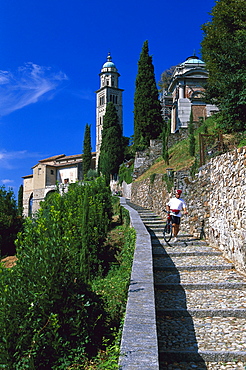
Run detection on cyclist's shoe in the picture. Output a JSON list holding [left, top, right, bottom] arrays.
[[173, 237, 178, 243]]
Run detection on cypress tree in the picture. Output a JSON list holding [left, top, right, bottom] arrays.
[[188, 110, 196, 157], [162, 120, 170, 164], [17, 184, 23, 216], [82, 124, 92, 178], [99, 102, 123, 184], [134, 40, 163, 149]]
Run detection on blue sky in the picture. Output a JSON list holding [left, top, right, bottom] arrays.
[[0, 0, 215, 197]]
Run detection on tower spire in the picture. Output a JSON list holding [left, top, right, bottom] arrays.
[[107, 52, 112, 62]]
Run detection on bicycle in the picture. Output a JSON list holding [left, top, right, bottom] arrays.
[[163, 210, 173, 244]]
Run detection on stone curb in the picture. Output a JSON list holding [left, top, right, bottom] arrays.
[[118, 197, 159, 370]]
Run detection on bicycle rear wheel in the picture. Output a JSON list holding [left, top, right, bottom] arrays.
[[163, 222, 172, 243]]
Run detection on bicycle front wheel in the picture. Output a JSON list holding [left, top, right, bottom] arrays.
[[163, 223, 172, 243]]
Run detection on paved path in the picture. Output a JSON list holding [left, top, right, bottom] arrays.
[[138, 206, 246, 370], [122, 200, 246, 370]]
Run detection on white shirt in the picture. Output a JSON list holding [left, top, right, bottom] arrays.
[[167, 197, 186, 217]]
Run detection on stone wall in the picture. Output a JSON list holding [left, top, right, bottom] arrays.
[[205, 147, 246, 272], [132, 140, 162, 180], [130, 146, 246, 273], [131, 174, 170, 216]]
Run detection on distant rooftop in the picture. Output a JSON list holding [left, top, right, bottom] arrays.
[[180, 55, 205, 66]]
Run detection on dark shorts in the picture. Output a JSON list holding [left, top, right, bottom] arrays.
[[171, 215, 181, 225]]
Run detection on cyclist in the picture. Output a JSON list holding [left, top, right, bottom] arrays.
[[166, 189, 188, 242]]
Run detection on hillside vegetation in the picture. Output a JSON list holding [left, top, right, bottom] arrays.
[[136, 115, 246, 182], [0, 180, 135, 369]]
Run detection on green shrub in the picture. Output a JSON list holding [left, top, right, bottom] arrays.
[[0, 178, 113, 369], [0, 179, 136, 369], [150, 173, 156, 184], [162, 173, 174, 193]]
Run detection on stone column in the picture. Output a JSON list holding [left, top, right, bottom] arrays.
[[179, 82, 185, 98]]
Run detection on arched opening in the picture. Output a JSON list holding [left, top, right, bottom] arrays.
[[28, 193, 33, 217], [45, 190, 56, 201]]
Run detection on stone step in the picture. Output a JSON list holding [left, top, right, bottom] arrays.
[[154, 264, 235, 271], [157, 316, 246, 358], [142, 218, 163, 221], [151, 232, 205, 242], [153, 255, 233, 268], [159, 349, 246, 363], [153, 244, 215, 254], [156, 308, 246, 318], [154, 268, 246, 284], [159, 360, 246, 369], [155, 288, 246, 311], [153, 251, 223, 257], [155, 282, 246, 290]]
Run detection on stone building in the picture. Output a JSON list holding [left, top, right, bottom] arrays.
[[22, 153, 96, 216], [95, 53, 124, 165], [22, 53, 124, 216], [161, 55, 218, 133]]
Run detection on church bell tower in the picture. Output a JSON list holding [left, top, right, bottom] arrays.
[[95, 53, 123, 165]]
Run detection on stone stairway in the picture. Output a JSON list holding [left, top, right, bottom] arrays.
[[137, 208, 246, 370]]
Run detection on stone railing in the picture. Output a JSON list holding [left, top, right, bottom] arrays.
[[119, 198, 159, 369]]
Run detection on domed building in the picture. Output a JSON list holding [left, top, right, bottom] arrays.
[[95, 53, 124, 165], [162, 56, 218, 133]]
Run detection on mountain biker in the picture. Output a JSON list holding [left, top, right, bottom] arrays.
[[166, 189, 188, 242]]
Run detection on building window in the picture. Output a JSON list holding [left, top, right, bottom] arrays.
[[51, 170, 54, 175], [99, 95, 105, 106]]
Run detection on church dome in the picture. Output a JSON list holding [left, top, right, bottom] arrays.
[[180, 55, 205, 66], [103, 61, 116, 68], [102, 53, 117, 69]]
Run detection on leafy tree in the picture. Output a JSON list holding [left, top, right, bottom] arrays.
[[158, 65, 176, 92], [188, 110, 196, 156], [201, 0, 246, 132], [134, 40, 164, 148], [0, 186, 22, 256], [99, 102, 123, 184], [82, 123, 92, 178]]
